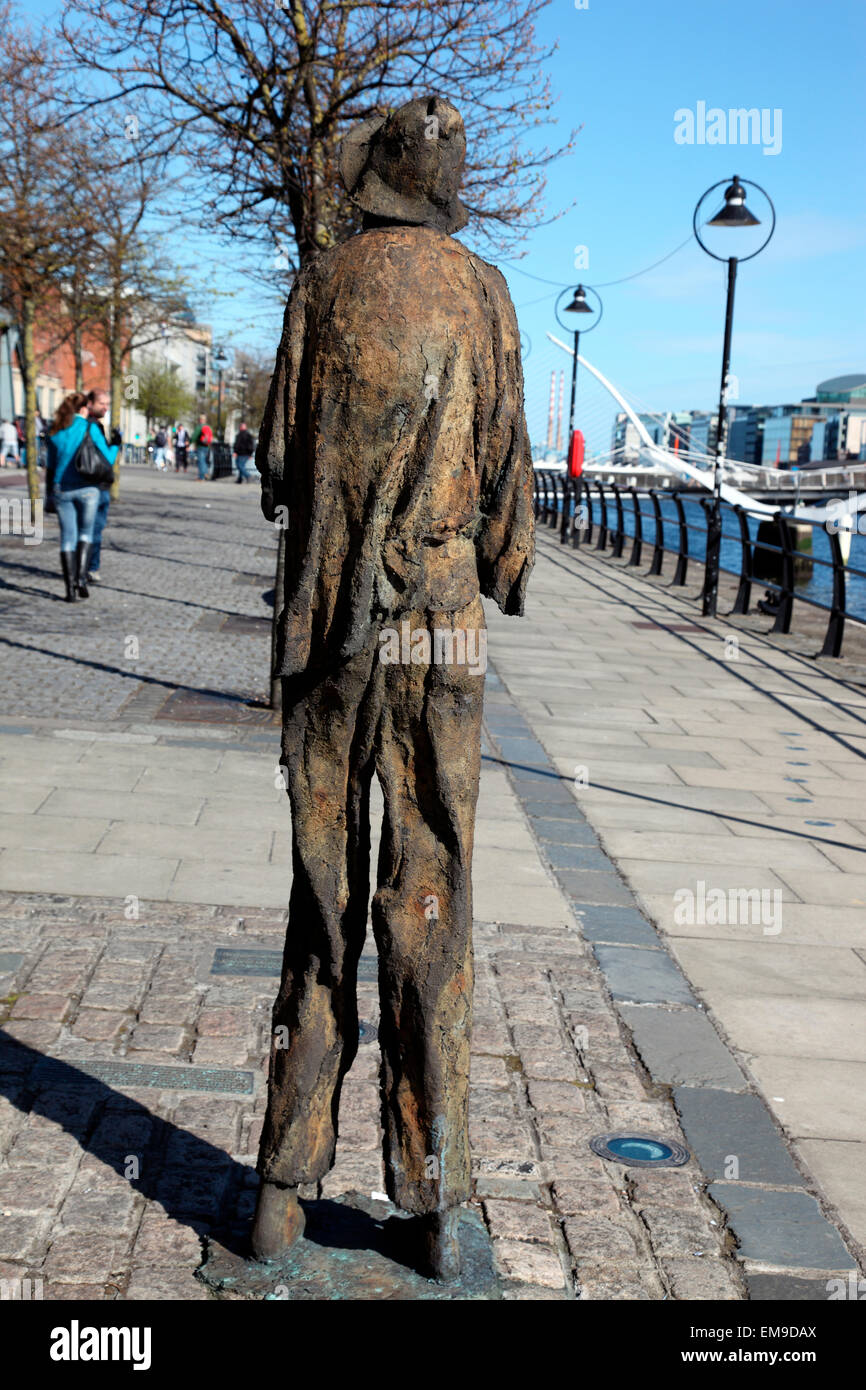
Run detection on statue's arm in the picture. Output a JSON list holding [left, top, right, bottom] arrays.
[[258, 277, 308, 523], [475, 266, 536, 616]]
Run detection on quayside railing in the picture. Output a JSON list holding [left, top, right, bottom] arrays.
[[532, 470, 864, 659]]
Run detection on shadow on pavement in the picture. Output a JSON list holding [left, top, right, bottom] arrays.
[[0, 1030, 254, 1259]]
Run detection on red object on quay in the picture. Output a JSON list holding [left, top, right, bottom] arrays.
[[567, 429, 584, 478]]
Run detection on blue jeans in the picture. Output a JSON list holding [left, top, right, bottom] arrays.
[[196, 446, 210, 479], [54, 486, 99, 551], [89, 490, 111, 571], [235, 454, 253, 480]]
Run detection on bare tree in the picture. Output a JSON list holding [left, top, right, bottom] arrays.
[[226, 349, 275, 433], [81, 160, 194, 497], [59, 0, 573, 704], [0, 12, 97, 505], [60, 0, 573, 274]]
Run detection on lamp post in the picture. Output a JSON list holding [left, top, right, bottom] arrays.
[[214, 346, 228, 441], [693, 176, 775, 616], [554, 284, 603, 542]]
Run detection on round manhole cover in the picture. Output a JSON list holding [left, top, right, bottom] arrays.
[[589, 1132, 689, 1167], [358, 1021, 378, 1045]]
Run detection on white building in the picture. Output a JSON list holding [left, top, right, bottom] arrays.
[[122, 313, 213, 443]]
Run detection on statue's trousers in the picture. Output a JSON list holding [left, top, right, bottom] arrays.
[[257, 597, 484, 1214]]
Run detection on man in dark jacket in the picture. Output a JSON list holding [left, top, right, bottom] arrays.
[[232, 422, 256, 482], [252, 95, 534, 1281]]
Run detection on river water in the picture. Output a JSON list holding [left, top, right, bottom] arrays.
[[573, 491, 866, 623]]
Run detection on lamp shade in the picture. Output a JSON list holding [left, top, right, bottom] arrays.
[[707, 177, 760, 228], [565, 284, 593, 314]]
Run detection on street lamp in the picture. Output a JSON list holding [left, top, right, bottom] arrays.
[[213, 346, 228, 441], [693, 176, 776, 616], [555, 284, 603, 447], [236, 369, 249, 421], [554, 283, 603, 542]]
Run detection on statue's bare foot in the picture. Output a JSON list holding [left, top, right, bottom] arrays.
[[416, 1210, 461, 1282], [250, 1181, 305, 1262]]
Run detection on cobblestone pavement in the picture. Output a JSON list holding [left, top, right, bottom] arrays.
[[487, 525, 866, 1286], [0, 890, 745, 1302], [0, 469, 275, 719], [0, 469, 860, 1300]]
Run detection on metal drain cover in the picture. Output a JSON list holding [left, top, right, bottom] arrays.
[[589, 1132, 689, 1167]]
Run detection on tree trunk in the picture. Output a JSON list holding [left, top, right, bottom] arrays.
[[269, 527, 285, 711], [73, 324, 84, 392], [21, 297, 39, 510], [109, 330, 123, 500]]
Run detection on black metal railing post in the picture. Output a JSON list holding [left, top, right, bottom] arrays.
[[570, 476, 582, 549], [540, 470, 551, 523], [821, 526, 847, 657], [559, 476, 572, 544], [576, 476, 593, 547], [595, 481, 608, 551], [731, 504, 753, 615], [549, 472, 562, 530], [672, 492, 689, 586], [649, 489, 665, 575], [611, 483, 625, 558], [772, 511, 795, 634], [628, 488, 643, 566], [701, 495, 722, 615]]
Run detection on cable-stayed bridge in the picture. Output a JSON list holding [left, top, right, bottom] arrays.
[[537, 334, 866, 528]]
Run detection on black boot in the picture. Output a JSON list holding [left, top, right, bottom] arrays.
[[76, 541, 92, 598], [60, 552, 77, 603]]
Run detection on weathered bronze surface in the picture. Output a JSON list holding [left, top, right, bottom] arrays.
[[254, 95, 534, 1270], [199, 1192, 502, 1300]]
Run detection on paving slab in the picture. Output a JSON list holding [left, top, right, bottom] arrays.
[[674, 1087, 805, 1186], [709, 1185, 855, 1270], [747, 1272, 848, 1300], [570, 903, 661, 947], [697, 995, 866, 1062], [620, 1005, 747, 1091], [593, 945, 697, 1007], [672, 939, 866, 1001], [796, 1139, 866, 1252], [0, 848, 179, 899], [526, 817, 596, 846], [555, 870, 638, 907], [746, 1057, 866, 1143]]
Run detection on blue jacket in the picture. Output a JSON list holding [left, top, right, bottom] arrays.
[[47, 417, 119, 492]]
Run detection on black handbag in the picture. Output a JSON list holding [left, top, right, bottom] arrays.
[[72, 424, 114, 486]]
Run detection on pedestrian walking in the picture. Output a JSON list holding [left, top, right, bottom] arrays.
[[83, 389, 116, 585], [192, 415, 213, 480], [174, 424, 190, 471], [153, 425, 168, 469], [14, 416, 25, 468], [45, 390, 118, 602], [232, 421, 256, 483], [1, 418, 18, 467]]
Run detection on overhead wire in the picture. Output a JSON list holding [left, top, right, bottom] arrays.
[[502, 231, 697, 295]]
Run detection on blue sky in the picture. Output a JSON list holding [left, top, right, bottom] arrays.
[[506, 0, 866, 447], [26, 0, 866, 450]]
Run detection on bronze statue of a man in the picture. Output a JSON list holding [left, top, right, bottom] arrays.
[[252, 95, 534, 1280]]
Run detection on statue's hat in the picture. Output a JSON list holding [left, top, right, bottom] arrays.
[[339, 95, 469, 234]]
